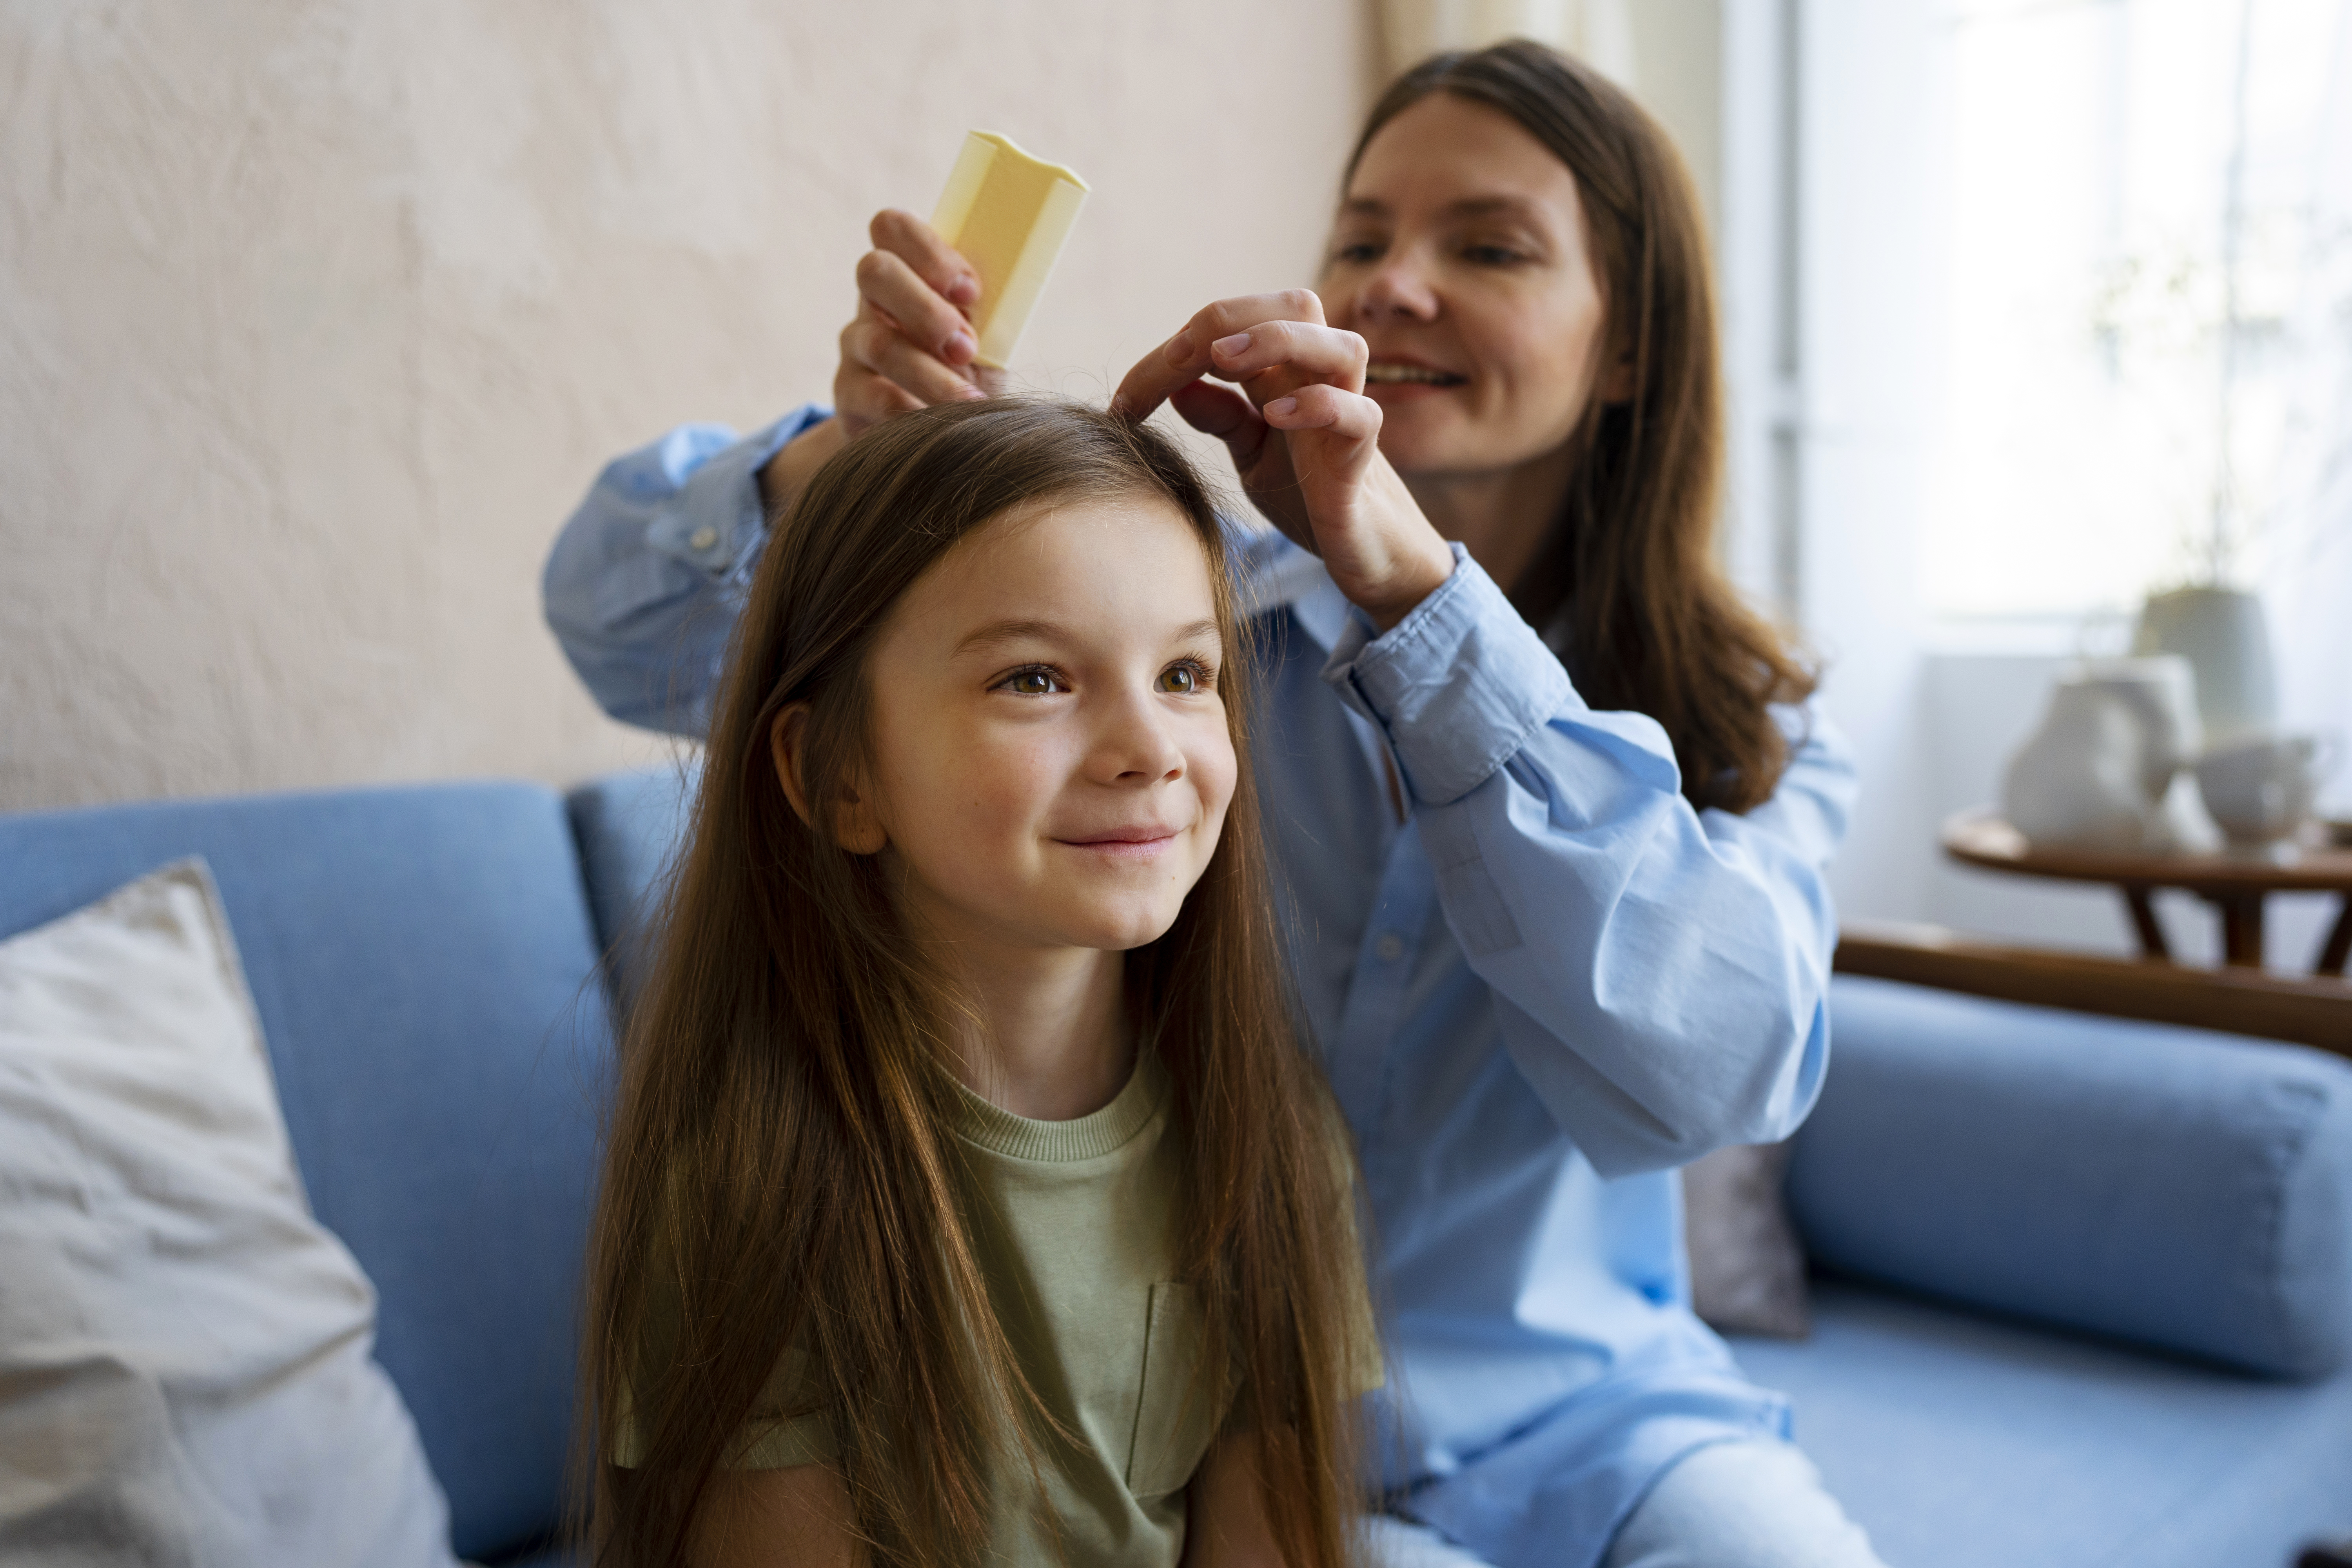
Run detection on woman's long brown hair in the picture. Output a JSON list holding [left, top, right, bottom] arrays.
[[1350, 40, 1817, 814], [575, 399, 1367, 1568]]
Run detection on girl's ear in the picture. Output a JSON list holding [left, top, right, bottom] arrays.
[[770, 704, 889, 855]]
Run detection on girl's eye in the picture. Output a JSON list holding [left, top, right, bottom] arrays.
[[1158, 660, 1211, 695], [1332, 239, 1383, 266], [1000, 667, 1065, 696], [1464, 243, 1524, 266]]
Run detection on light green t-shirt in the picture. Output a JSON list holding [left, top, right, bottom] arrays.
[[626, 1055, 1374, 1567], [756, 1054, 1217, 1565]]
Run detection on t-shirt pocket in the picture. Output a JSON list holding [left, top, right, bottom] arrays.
[[1124, 1281, 1221, 1497]]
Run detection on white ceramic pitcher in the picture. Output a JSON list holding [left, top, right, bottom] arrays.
[[2074, 657, 2201, 800], [2002, 657, 2216, 851], [2002, 681, 2153, 851]]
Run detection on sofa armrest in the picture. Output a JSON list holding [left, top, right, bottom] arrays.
[[1834, 919, 2352, 1057], [1794, 973, 2352, 1379]]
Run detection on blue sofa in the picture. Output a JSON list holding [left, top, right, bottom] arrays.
[[3, 769, 2347, 1568]]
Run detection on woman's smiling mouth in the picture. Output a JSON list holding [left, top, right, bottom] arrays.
[[1365, 360, 1467, 387]]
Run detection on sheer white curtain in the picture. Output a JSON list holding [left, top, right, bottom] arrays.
[[1374, 0, 1635, 78], [2258, 6, 2352, 811], [1919, 0, 2351, 806], [1924, 0, 2350, 624], [1773, 0, 2351, 947]]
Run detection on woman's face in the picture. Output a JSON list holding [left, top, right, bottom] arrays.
[[1319, 93, 1618, 480], [854, 494, 1237, 957]]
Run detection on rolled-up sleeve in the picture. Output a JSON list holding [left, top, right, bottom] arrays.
[[542, 408, 829, 737], [1323, 546, 1857, 1176]]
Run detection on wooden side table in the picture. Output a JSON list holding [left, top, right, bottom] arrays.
[[1940, 811, 2352, 975]]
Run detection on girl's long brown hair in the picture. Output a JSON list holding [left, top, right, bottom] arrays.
[[1350, 40, 1817, 814], [575, 399, 1367, 1568]]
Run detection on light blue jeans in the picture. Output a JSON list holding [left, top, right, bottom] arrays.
[[1367, 1441, 1889, 1568]]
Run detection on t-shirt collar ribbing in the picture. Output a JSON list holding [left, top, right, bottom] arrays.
[[946, 1051, 1167, 1163]]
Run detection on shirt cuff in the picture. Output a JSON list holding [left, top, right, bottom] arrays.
[[1321, 544, 1579, 806], [645, 408, 831, 578]]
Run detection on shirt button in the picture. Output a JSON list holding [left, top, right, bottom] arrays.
[[1374, 932, 1406, 963], [688, 524, 720, 552]]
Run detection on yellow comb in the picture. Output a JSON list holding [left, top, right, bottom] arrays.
[[931, 131, 1090, 370]]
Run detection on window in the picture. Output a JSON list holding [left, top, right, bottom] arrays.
[[1925, 0, 2350, 622]]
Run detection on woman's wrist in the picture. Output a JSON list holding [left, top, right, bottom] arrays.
[[1346, 464, 1457, 630], [757, 417, 847, 519], [1356, 534, 1458, 632]]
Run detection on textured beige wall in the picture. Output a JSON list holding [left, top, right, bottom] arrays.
[[0, 1, 1375, 811]]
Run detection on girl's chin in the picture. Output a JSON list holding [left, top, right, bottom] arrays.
[[1057, 898, 1189, 955]]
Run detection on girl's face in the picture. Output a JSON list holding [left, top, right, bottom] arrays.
[[1318, 93, 1619, 480], [858, 494, 1237, 956]]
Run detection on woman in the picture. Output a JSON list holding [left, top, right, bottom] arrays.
[[546, 42, 1877, 1568]]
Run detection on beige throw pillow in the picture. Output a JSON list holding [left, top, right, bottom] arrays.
[[0, 858, 459, 1568]]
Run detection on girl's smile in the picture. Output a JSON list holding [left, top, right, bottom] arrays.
[[1053, 824, 1185, 857]]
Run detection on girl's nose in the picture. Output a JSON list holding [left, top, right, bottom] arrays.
[[1091, 693, 1186, 786]]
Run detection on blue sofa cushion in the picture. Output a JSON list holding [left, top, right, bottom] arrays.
[[1796, 975, 2352, 1379], [1734, 1281, 2352, 1568], [566, 764, 699, 1009], [0, 784, 612, 1561]]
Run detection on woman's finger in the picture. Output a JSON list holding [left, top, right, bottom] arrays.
[[1261, 383, 1382, 448], [868, 208, 981, 309], [1189, 288, 1330, 337], [843, 310, 984, 406], [855, 247, 977, 366], [833, 365, 926, 433], [1168, 381, 1269, 469], [1109, 338, 1193, 422], [1111, 290, 1330, 419], [1207, 321, 1368, 395]]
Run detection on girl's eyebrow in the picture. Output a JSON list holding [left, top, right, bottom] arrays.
[[952, 618, 1065, 658], [951, 617, 1221, 659]]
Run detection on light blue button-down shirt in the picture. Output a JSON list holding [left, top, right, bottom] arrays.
[[543, 407, 1858, 1568]]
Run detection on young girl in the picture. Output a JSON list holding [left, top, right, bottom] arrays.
[[578, 398, 1377, 1568]]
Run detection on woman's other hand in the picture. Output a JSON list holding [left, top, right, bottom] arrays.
[[1112, 292, 1454, 631], [760, 209, 1003, 515], [836, 208, 1002, 431]]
